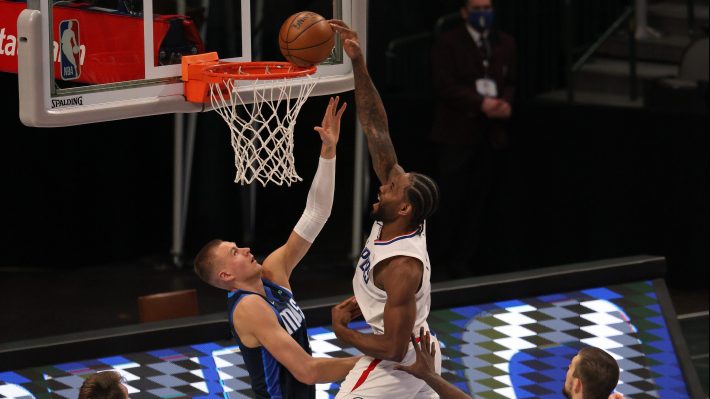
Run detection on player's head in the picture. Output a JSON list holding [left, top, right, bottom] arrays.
[[562, 347, 620, 399], [194, 239, 261, 290], [406, 172, 440, 227], [372, 172, 439, 229], [461, 0, 494, 32], [78, 371, 128, 399]]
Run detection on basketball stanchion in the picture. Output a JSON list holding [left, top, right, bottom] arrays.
[[182, 52, 318, 186]]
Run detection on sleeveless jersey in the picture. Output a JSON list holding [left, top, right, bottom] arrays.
[[227, 278, 314, 399], [352, 222, 432, 335]]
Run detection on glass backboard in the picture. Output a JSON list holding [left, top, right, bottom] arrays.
[[16, 0, 366, 127]]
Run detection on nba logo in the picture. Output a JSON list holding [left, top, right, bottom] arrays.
[[59, 19, 81, 80]]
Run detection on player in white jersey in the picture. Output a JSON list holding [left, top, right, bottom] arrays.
[[329, 20, 442, 399]]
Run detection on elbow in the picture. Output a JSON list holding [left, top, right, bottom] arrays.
[[386, 352, 406, 363], [299, 373, 319, 386], [384, 345, 409, 363], [294, 362, 319, 385], [385, 351, 406, 363]]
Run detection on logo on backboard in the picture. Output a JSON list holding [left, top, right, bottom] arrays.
[[59, 19, 81, 80]]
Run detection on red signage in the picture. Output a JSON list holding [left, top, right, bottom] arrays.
[[0, 1, 204, 84]]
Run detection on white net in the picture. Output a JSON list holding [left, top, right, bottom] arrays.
[[210, 76, 318, 186]]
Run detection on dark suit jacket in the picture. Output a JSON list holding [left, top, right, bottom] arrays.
[[431, 24, 516, 148]]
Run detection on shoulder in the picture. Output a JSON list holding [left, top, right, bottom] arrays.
[[233, 294, 274, 321], [377, 256, 423, 284], [386, 255, 423, 271], [375, 256, 423, 302]]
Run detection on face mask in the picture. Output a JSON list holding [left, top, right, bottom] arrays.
[[467, 10, 494, 32]]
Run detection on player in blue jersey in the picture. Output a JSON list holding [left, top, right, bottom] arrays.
[[194, 97, 358, 399]]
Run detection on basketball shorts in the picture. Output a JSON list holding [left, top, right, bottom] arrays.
[[334, 335, 442, 399]]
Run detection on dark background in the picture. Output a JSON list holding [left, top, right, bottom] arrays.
[[0, 0, 707, 325]]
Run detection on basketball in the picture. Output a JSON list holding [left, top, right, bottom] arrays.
[[279, 11, 335, 67]]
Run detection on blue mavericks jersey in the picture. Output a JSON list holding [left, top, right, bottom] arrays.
[[228, 278, 314, 399]]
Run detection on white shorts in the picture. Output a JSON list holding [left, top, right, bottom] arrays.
[[335, 335, 442, 399]]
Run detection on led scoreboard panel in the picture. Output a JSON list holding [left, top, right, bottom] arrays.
[[0, 278, 696, 399]]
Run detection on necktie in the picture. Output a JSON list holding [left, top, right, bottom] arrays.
[[480, 35, 491, 60]]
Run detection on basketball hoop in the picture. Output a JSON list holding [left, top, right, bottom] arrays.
[[182, 53, 318, 186]]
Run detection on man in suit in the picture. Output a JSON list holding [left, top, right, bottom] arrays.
[[429, 0, 516, 278]]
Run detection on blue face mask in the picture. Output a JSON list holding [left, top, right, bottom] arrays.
[[467, 10, 494, 32]]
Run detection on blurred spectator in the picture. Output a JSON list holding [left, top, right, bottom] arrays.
[[430, 0, 516, 278]]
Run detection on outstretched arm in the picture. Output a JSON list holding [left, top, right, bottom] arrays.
[[235, 295, 359, 384], [330, 20, 404, 184], [262, 97, 347, 287]]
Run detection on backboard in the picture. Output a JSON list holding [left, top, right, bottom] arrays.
[[15, 0, 366, 127]]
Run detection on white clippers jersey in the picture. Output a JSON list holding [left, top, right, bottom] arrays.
[[352, 221, 432, 335]]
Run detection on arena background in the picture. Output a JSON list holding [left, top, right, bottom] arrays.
[[0, 0, 707, 396]]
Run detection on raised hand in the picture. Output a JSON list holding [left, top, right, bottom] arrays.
[[329, 20, 363, 62], [329, 18, 401, 184], [394, 327, 438, 380], [314, 96, 347, 148], [314, 96, 347, 159], [394, 329, 473, 399]]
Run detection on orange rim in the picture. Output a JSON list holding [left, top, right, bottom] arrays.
[[202, 61, 317, 83]]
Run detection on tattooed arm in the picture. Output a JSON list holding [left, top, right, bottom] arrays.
[[330, 20, 405, 184]]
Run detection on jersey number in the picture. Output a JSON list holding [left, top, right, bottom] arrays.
[[358, 248, 371, 283]]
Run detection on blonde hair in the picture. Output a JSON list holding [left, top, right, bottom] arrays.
[[194, 239, 223, 285]]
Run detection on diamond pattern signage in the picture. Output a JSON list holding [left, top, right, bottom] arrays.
[[0, 281, 691, 398]]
